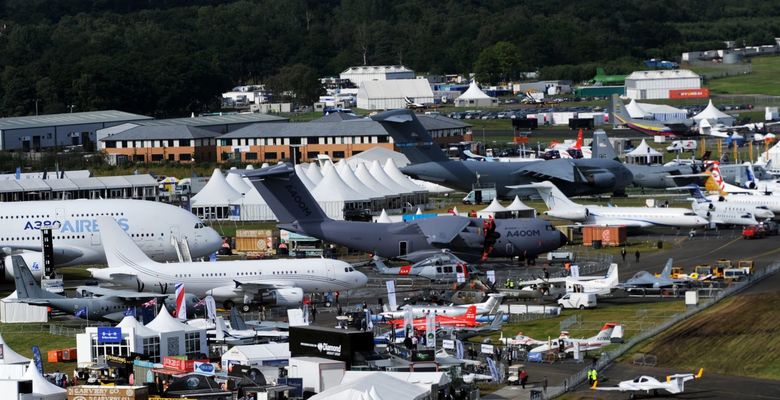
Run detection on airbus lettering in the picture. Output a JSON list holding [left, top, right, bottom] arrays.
[[285, 184, 312, 217], [506, 230, 541, 238], [24, 218, 130, 232]]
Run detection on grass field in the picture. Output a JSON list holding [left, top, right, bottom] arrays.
[[631, 290, 780, 379], [706, 56, 780, 96], [0, 324, 79, 375]]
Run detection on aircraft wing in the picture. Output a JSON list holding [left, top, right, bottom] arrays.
[[514, 159, 576, 182], [591, 381, 628, 391], [413, 218, 471, 246], [76, 286, 165, 302], [233, 280, 294, 291]]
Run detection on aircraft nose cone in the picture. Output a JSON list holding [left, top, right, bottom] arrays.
[[357, 271, 368, 287], [206, 227, 223, 253], [559, 231, 569, 246]]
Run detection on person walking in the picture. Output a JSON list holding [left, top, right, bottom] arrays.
[[543, 376, 548, 393], [621, 247, 627, 262], [519, 369, 528, 388], [587, 369, 595, 385], [635, 250, 640, 262], [311, 304, 317, 323]]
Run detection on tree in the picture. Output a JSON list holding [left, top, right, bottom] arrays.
[[474, 41, 524, 84], [265, 64, 323, 105]]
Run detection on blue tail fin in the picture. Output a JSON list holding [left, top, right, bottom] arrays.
[[370, 110, 449, 164]]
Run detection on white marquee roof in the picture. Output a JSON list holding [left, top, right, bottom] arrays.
[[0, 333, 31, 365], [116, 315, 157, 337], [481, 198, 508, 213], [226, 172, 251, 194], [191, 168, 243, 206], [312, 163, 369, 201], [311, 372, 427, 400], [146, 307, 197, 332], [377, 209, 392, 223], [369, 160, 412, 195], [222, 342, 290, 361], [693, 100, 733, 122], [358, 79, 434, 100], [240, 177, 268, 205], [294, 164, 318, 192], [383, 159, 425, 193], [626, 139, 662, 156], [305, 162, 323, 185], [506, 195, 534, 211], [355, 162, 396, 197], [23, 360, 67, 396], [336, 162, 384, 199], [456, 81, 494, 100]]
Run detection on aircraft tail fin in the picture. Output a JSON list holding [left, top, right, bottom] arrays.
[[593, 323, 617, 341], [96, 217, 157, 270], [244, 164, 331, 225], [481, 293, 504, 314], [489, 311, 504, 330], [591, 129, 618, 160], [661, 258, 673, 279], [464, 305, 477, 323], [372, 256, 395, 274], [214, 316, 227, 341], [230, 307, 248, 330], [605, 263, 619, 287], [12, 255, 61, 300], [370, 110, 449, 164], [696, 368, 703, 378], [513, 181, 580, 211]]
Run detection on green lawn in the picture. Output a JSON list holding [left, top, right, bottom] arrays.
[[0, 323, 79, 375], [706, 56, 780, 95]]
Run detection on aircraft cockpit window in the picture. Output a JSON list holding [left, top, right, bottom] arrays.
[[546, 225, 556, 231], [194, 223, 205, 229]]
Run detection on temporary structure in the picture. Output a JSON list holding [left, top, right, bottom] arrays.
[[336, 162, 385, 204], [346, 147, 411, 168], [383, 159, 426, 194], [1, 291, 47, 323], [311, 163, 370, 219], [310, 372, 428, 400], [226, 172, 251, 194], [369, 160, 413, 198], [294, 164, 318, 192], [304, 163, 324, 185], [455, 81, 498, 107], [625, 139, 663, 165], [506, 196, 537, 218], [477, 198, 511, 219], [376, 209, 393, 223], [693, 100, 735, 126], [0, 333, 31, 365], [23, 360, 67, 399]]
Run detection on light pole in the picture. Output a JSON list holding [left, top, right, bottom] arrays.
[[67, 104, 75, 113]]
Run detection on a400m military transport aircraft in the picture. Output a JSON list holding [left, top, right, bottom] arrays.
[[370, 110, 633, 198], [245, 164, 567, 262]]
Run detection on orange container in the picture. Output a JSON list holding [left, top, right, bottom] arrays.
[[47, 350, 63, 363], [61, 348, 77, 361], [582, 226, 627, 247]]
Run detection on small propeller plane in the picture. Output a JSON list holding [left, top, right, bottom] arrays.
[[592, 368, 703, 398]]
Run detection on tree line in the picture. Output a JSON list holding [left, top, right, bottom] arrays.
[[1, 0, 779, 117]]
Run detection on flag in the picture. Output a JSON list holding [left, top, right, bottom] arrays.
[[14, 167, 20, 180], [486, 357, 500, 382], [74, 307, 88, 318], [403, 307, 414, 338], [174, 283, 186, 321], [124, 307, 136, 317], [209, 252, 217, 262], [424, 313, 436, 348], [142, 298, 157, 308], [32, 346, 43, 375], [455, 339, 464, 360], [205, 296, 217, 322], [385, 280, 397, 311], [302, 303, 309, 325]]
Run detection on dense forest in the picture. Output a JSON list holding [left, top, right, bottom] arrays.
[[1, 0, 779, 117]]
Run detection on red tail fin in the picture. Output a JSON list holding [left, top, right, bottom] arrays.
[[464, 305, 477, 322], [574, 129, 583, 150]]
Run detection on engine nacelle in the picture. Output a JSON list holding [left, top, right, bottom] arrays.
[[260, 288, 304, 306], [4, 253, 44, 281], [546, 208, 588, 221], [205, 285, 241, 302], [586, 172, 616, 188]]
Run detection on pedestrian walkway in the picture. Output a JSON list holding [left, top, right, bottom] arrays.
[[481, 385, 563, 399]]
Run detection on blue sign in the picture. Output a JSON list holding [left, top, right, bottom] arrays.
[[32, 346, 43, 375], [402, 213, 437, 222], [528, 352, 543, 362], [194, 362, 216, 375], [97, 327, 123, 344], [279, 377, 303, 398]]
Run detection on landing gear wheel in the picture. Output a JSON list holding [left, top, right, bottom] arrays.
[[579, 305, 585, 310], [324, 301, 332, 308], [241, 304, 251, 313], [223, 300, 235, 310]]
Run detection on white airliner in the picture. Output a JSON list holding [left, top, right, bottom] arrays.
[[0, 199, 222, 278], [704, 162, 780, 213], [517, 181, 708, 228], [89, 217, 368, 311], [678, 185, 772, 226]]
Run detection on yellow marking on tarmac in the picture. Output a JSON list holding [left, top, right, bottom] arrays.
[[677, 237, 741, 263]]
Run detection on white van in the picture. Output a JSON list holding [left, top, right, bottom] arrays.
[[462, 188, 497, 204], [557, 293, 597, 309]]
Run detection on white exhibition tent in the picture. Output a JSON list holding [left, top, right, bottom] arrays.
[[455, 81, 498, 107], [506, 195, 537, 218], [192, 168, 243, 206], [226, 171, 252, 194], [341, 371, 450, 393], [346, 146, 411, 168], [477, 198, 512, 219], [23, 360, 67, 399], [376, 209, 393, 223], [693, 100, 735, 126], [310, 372, 428, 400], [294, 164, 318, 191], [625, 139, 663, 165], [336, 162, 385, 203], [354, 162, 395, 198], [311, 163, 369, 219], [369, 160, 413, 199], [305, 162, 324, 186], [1, 291, 47, 323], [220, 342, 290, 369], [383, 159, 425, 194]]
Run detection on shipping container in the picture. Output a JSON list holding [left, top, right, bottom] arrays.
[[48, 349, 63, 363], [234, 229, 275, 254], [62, 347, 78, 361], [582, 226, 627, 247]]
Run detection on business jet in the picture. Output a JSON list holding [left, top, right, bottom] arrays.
[[0, 199, 222, 278], [703, 163, 780, 213], [592, 368, 704, 396], [514, 263, 619, 296], [88, 217, 368, 311], [529, 323, 623, 354], [517, 181, 708, 228], [677, 185, 772, 225]]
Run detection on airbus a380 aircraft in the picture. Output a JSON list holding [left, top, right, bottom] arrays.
[[0, 199, 222, 278], [89, 217, 368, 311]]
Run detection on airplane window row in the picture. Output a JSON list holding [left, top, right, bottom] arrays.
[[0, 215, 51, 219], [175, 274, 193, 278], [129, 233, 160, 238], [237, 272, 261, 276], [0, 235, 87, 241], [70, 212, 125, 217], [273, 271, 297, 275]]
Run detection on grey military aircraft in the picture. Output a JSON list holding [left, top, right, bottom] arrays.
[[245, 164, 566, 263], [619, 258, 676, 289], [11, 255, 197, 321], [370, 110, 633, 198]]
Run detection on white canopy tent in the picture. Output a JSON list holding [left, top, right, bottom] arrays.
[[1, 291, 47, 323], [376, 209, 393, 223], [341, 371, 450, 393], [226, 171, 251, 194], [336, 162, 385, 206], [294, 164, 318, 192], [191, 168, 243, 220], [369, 160, 413, 200], [506, 195, 537, 218], [477, 198, 512, 219], [311, 163, 370, 219], [355, 163, 402, 208], [23, 360, 67, 399], [383, 159, 426, 193], [455, 81, 498, 107], [625, 99, 649, 118], [310, 372, 428, 400], [693, 100, 735, 126], [625, 139, 663, 165], [305, 162, 324, 185]]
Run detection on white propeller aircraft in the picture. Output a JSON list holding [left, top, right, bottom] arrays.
[[529, 323, 622, 354], [592, 368, 704, 396], [380, 293, 504, 319]]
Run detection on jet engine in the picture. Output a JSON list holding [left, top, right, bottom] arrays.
[[206, 285, 241, 302], [546, 207, 588, 221], [585, 172, 616, 188], [3, 253, 44, 281], [259, 288, 304, 306]]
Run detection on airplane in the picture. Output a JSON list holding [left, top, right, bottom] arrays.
[[543, 129, 590, 160], [611, 94, 694, 137], [592, 368, 704, 396], [370, 109, 633, 199], [404, 97, 428, 110], [186, 297, 289, 344], [703, 162, 780, 213], [244, 164, 567, 263], [10, 255, 180, 321], [371, 251, 476, 282], [518, 181, 709, 228], [679, 185, 772, 225], [0, 199, 222, 276], [75, 284, 200, 317], [513, 263, 620, 296], [385, 305, 481, 329], [87, 217, 368, 311], [620, 258, 678, 289], [379, 293, 504, 319], [529, 323, 622, 354]]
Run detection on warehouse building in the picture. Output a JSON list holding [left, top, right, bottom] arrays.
[[0, 174, 158, 202], [340, 65, 415, 87], [357, 79, 434, 110], [136, 112, 287, 134], [625, 69, 703, 100], [0, 110, 152, 152]]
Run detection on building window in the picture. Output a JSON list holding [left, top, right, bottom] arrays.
[[133, 155, 145, 162], [378, 135, 389, 143], [290, 138, 301, 145], [179, 139, 191, 147], [264, 152, 277, 160], [333, 151, 345, 159], [307, 137, 320, 145], [142, 336, 161, 363], [180, 154, 192, 161], [354, 137, 361, 144], [245, 152, 258, 160], [221, 152, 231, 161], [105, 141, 116, 148], [91, 336, 130, 363], [307, 151, 319, 160], [151, 154, 163, 161], [185, 332, 201, 357], [168, 154, 175, 161]]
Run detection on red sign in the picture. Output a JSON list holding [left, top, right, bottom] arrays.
[[163, 356, 190, 371], [399, 265, 412, 275], [669, 88, 710, 99]]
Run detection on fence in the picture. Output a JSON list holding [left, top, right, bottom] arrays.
[[546, 262, 780, 399], [0, 322, 110, 337]]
